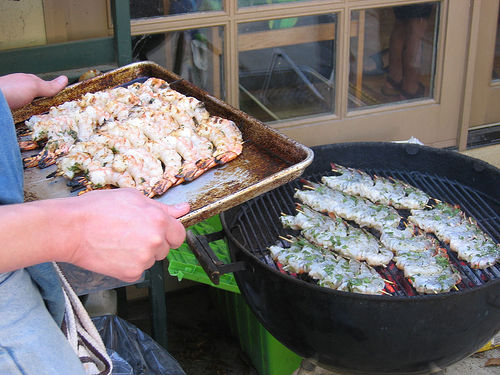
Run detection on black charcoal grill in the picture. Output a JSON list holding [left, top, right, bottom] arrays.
[[188, 142, 500, 375]]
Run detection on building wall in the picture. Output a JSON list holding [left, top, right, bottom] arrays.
[[0, 0, 110, 51], [0, 0, 46, 51]]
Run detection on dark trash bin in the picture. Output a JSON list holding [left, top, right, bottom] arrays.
[[92, 315, 186, 375]]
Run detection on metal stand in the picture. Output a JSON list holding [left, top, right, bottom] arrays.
[[261, 48, 328, 105], [148, 260, 168, 348], [115, 260, 168, 349]]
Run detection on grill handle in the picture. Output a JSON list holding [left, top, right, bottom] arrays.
[[186, 229, 246, 285]]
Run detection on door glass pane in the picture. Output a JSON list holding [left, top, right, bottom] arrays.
[[238, 14, 336, 122], [238, 0, 308, 7], [493, 5, 500, 81], [130, 0, 222, 19], [349, 2, 439, 110], [132, 27, 225, 99]]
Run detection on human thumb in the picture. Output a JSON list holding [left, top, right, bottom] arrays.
[[165, 202, 190, 218], [36, 75, 68, 98], [46, 75, 68, 95]]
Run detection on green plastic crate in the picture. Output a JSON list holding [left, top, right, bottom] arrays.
[[167, 216, 302, 375], [167, 216, 239, 293], [212, 288, 302, 375]]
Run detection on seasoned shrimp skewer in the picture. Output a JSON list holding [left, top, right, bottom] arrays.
[[23, 132, 78, 168], [166, 127, 217, 181], [146, 140, 183, 197], [23, 87, 140, 167], [132, 77, 211, 127], [382, 225, 461, 293], [269, 237, 387, 295], [57, 138, 116, 179], [57, 132, 161, 195], [195, 116, 243, 164], [294, 182, 461, 293], [26, 76, 244, 198], [56, 136, 136, 192], [409, 203, 499, 269], [294, 181, 401, 231], [379, 225, 437, 255], [281, 205, 393, 266], [323, 163, 431, 209]]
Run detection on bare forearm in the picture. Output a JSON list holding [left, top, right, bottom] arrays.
[[0, 198, 78, 272], [0, 189, 188, 281]]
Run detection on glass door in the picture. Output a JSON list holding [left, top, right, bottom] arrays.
[[274, 1, 471, 149], [127, 0, 472, 149], [462, 0, 500, 149]]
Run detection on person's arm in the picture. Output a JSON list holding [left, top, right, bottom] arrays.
[[0, 188, 189, 282], [0, 73, 68, 110]]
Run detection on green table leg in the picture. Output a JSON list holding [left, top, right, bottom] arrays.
[[148, 261, 168, 348]]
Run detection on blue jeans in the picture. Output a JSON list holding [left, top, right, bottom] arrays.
[[0, 269, 85, 374]]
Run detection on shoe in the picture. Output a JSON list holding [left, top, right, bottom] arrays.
[[381, 76, 402, 97], [400, 82, 426, 100]]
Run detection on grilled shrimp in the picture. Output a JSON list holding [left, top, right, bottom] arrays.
[[168, 127, 216, 181], [138, 111, 180, 140], [78, 87, 141, 123], [294, 182, 401, 231], [325, 164, 430, 209], [269, 237, 387, 295], [25, 76, 244, 198], [23, 132, 77, 168], [57, 142, 114, 179], [281, 206, 393, 266], [195, 116, 243, 164], [99, 119, 149, 148], [140, 78, 211, 125], [87, 167, 136, 190], [146, 140, 183, 197], [112, 148, 164, 195], [380, 225, 437, 254], [409, 203, 499, 269]]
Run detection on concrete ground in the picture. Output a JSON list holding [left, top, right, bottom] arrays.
[[290, 350, 500, 374], [461, 143, 500, 170], [445, 347, 500, 375]]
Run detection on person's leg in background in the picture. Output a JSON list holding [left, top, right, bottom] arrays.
[[382, 18, 405, 96], [400, 16, 428, 98]]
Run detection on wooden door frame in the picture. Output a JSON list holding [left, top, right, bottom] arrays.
[[459, 0, 500, 150]]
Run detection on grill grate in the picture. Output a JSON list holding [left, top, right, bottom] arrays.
[[228, 169, 500, 296]]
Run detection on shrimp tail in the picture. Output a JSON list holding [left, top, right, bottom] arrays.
[[150, 178, 175, 198], [37, 149, 58, 169], [182, 162, 213, 182], [195, 157, 217, 171], [23, 155, 41, 168], [173, 176, 185, 186], [19, 140, 39, 151], [183, 168, 204, 182], [215, 151, 239, 165], [67, 175, 88, 188]]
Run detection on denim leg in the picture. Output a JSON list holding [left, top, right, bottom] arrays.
[[0, 269, 86, 375]]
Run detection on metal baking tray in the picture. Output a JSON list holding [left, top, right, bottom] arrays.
[[14, 61, 313, 227]]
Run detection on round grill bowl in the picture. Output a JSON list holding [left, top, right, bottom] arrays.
[[220, 142, 500, 375]]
